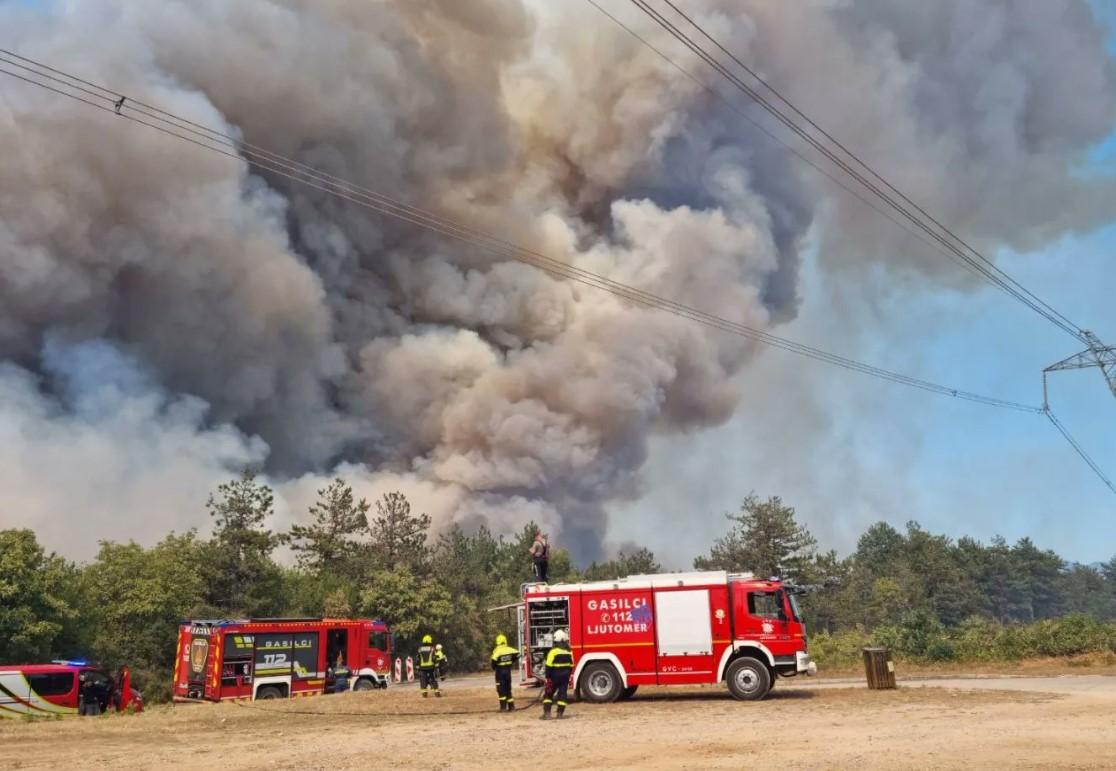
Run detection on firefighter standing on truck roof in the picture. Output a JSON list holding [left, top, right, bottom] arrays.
[[490, 633, 520, 712], [417, 635, 442, 697], [529, 531, 549, 583], [541, 629, 573, 720]]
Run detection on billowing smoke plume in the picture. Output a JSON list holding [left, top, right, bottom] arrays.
[[1, 0, 1113, 559]]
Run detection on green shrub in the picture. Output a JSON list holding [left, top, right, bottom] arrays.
[[951, 616, 1002, 661], [808, 628, 872, 669], [1033, 614, 1108, 657]]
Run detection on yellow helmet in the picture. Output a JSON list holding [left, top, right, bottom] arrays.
[[495, 634, 508, 646], [422, 634, 433, 644]]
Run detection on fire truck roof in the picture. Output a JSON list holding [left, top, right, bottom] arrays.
[[181, 617, 387, 628], [525, 569, 772, 595]]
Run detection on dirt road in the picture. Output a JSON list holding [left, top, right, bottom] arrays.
[[3, 674, 1114, 770]]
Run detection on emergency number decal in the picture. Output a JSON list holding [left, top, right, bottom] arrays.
[[584, 593, 654, 637]]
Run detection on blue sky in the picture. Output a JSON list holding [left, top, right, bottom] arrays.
[[618, 217, 1116, 567]]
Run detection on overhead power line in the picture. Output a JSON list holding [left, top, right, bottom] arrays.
[[1041, 334, 1116, 494], [0, 49, 1042, 416], [622, 0, 1089, 345], [583, 0, 983, 279], [1044, 409, 1116, 495]]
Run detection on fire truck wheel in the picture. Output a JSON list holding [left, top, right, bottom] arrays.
[[725, 657, 771, 701], [619, 685, 638, 700], [256, 686, 283, 700], [580, 662, 622, 703], [352, 678, 375, 692]]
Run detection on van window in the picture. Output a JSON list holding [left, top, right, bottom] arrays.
[[28, 672, 74, 696]]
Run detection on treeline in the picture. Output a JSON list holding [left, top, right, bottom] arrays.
[[0, 472, 651, 701], [3, 478, 1116, 701], [694, 495, 1116, 664]]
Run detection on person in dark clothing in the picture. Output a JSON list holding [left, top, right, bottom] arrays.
[[331, 652, 351, 693], [490, 633, 520, 712], [528, 531, 549, 583], [417, 634, 442, 697], [541, 629, 573, 720]]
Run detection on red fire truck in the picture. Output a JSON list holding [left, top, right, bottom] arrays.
[[173, 617, 392, 702], [0, 661, 143, 718], [519, 570, 815, 702]]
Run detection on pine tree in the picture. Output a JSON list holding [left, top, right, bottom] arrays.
[[367, 491, 431, 573], [694, 494, 817, 583], [288, 478, 370, 575], [202, 469, 284, 614]]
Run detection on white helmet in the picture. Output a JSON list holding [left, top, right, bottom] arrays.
[[435, 644, 443, 651], [553, 629, 569, 643]]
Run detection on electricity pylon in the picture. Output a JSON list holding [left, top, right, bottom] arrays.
[[1043, 331, 1116, 409]]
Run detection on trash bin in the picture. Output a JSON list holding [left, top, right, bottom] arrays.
[[862, 647, 896, 689]]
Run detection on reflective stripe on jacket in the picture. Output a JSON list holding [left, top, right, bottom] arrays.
[[545, 646, 573, 675], [490, 644, 520, 669]]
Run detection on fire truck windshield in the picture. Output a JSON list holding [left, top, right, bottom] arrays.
[[787, 592, 802, 622]]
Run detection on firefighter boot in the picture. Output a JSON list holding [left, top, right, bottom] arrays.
[[540, 703, 552, 720], [435, 689, 443, 698], [506, 699, 515, 713], [498, 700, 506, 712], [422, 690, 429, 698], [556, 705, 566, 719]]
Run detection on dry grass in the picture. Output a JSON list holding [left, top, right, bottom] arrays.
[[2, 677, 1093, 770]]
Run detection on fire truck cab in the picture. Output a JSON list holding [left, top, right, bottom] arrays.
[[521, 570, 815, 702], [174, 617, 392, 702]]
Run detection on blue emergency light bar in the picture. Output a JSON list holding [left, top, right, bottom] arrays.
[[51, 659, 89, 667]]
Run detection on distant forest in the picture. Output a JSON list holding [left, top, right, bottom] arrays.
[[4, 472, 1116, 700]]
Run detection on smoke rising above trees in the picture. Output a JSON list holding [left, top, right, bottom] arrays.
[[1, 1, 1114, 559]]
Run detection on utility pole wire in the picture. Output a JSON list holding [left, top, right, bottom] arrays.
[[0, 51, 1042, 415], [583, 0, 983, 279], [623, 0, 1088, 344], [1044, 409, 1116, 495]]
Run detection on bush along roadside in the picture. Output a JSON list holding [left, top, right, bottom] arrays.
[[810, 614, 1116, 670]]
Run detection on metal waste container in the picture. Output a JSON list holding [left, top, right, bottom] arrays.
[[862, 647, 896, 689]]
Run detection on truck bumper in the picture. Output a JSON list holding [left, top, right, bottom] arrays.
[[796, 651, 817, 676]]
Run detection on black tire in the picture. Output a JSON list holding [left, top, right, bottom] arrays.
[[352, 678, 375, 692], [725, 657, 771, 701], [256, 686, 283, 700], [619, 685, 638, 700], [579, 662, 622, 703]]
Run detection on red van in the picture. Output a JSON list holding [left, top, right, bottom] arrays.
[[0, 661, 143, 718]]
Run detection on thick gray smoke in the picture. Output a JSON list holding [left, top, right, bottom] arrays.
[[1, 0, 1113, 559]]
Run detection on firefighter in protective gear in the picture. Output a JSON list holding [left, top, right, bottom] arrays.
[[435, 643, 448, 679], [331, 652, 352, 694], [490, 633, 520, 712], [541, 629, 573, 720], [417, 634, 442, 697]]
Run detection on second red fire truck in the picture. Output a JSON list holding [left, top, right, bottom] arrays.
[[519, 570, 815, 701], [173, 617, 392, 702]]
